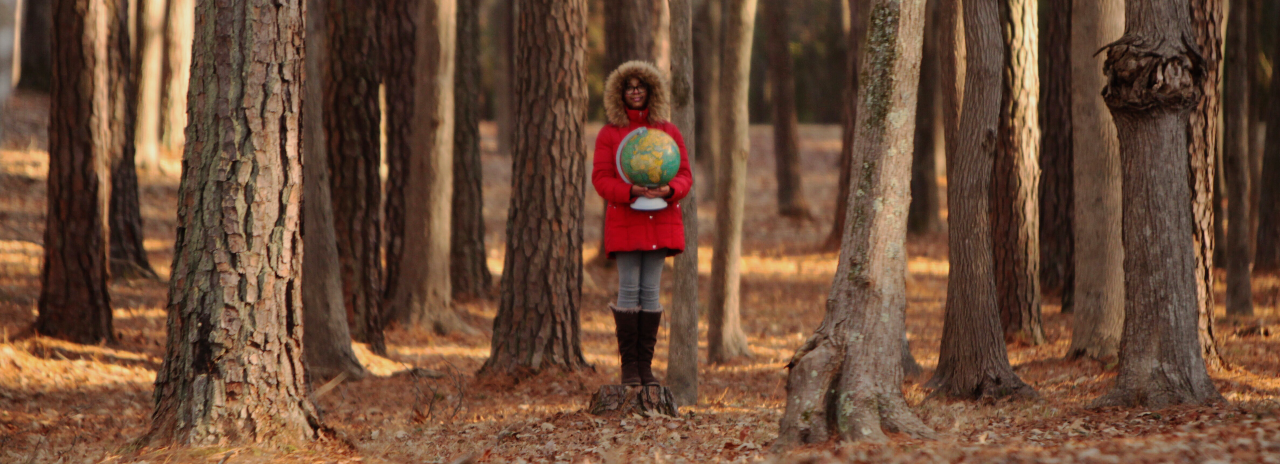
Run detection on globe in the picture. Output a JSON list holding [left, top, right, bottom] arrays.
[[616, 127, 681, 187]]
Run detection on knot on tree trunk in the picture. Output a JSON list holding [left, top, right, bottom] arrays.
[[1101, 34, 1205, 112]]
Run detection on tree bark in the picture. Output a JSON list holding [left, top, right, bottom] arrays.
[[1222, 0, 1254, 317], [0, 0, 12, 138], [693, 0, 721, 176], [381, 0, 412, 324], [1257, 4, 1280, 273], [147, 0, 321, 444], [1090, 0, 1224, 409], [588, 385, 678, 417], [907, 0, 942, 235], [939, 0, 964, 201], [479, 0, 589, 375], [926, 0, 1034, 400], [1066, 0, 1123, 362], [107, 0, 158, 281], [160, 0, 192, 153], [708, 0, 757, 364], [325, 0, 385, 350], [668, 0, 699, 407], [993, 0, 1042, 346], [303, 0, 367, 383], [38, 0, 114, 345], [1190, 0, 1225, 369], [385, 0, 463, 334], [15, 0, 50, 91], [763, 0, 811, 219], [451, 0, 491, 301], [492, 0, 513, 157], [1038, 0, 1073, 309], [823, 0, 868, 251], [133, 0, 167, 171], [776, 0, 935, 446]]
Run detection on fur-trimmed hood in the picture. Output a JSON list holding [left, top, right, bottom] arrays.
[[603, 61, 670, 127]]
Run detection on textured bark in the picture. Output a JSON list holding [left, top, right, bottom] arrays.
[[993, 0, 1042, 346], [588, 386, 678, 417], [451, 0, 491, 301], [381, 0, 412, 322], [38, 0, 114, 345], [1257, 4, 1280, 273], [1222, 0, 1254, 317], [939, 0, 964, 189], [107, 0, 158, 281], [776, 0, 935, 446], [1038, 0, 1073, 309], [907, 0, 942, 235], [693, 0, 721, 176], [16, 0, 50, 91], [1066, 0, 1123, 362], [303, 0, 367, 383], [1090, 0, 1223, 409], [763, 0, 811, 219], [160, 0, 192, 152], [823, 0, 868, 251], [147, 0, 321, 444], [926, 0, 1034, 400], [668, 0, 699, 407], [133, 0, 166, 171], [479, 0, 589, 375], [325, 0, 385, 350], [708, 0, 757, 364], [1190, 0, 1224, 369], [385, 0, 462, 334]]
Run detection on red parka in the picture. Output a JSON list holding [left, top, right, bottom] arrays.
[[592, 61, 693, 258]]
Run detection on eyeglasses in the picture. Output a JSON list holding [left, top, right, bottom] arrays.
[[625, 86, 648, 94]]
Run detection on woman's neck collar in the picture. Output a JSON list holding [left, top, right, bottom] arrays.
[[626, 107, 649, 124]]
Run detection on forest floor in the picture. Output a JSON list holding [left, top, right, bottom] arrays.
[[1, 90, 1279, 463]]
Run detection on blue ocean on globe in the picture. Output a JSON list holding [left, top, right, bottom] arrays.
[[615, 128, 681, 187]]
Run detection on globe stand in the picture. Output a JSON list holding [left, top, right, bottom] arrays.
[[631, 196, 668, 211]]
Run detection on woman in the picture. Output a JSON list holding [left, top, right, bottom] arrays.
[[592, 61, 693, 387]]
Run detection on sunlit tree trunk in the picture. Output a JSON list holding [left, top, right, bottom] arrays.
[[133, 0, 166, 171], [763, 0, 811, 219], [1189, 0, 1225, 369], [451, 0, 491, 301], [147, 0, 321, 445], [1222, 0, 1253, 317], [160, 0, 192, 153], [1038, 0, 1073, 310], [668, 0, 699, 407]]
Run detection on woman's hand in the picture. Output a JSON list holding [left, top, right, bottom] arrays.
[[643, 185, 672, 199], [631, 184, 648, 197]]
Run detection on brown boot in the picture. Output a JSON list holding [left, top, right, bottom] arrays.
[[637, 310, 662, 386], [611, 305, 641, 386]]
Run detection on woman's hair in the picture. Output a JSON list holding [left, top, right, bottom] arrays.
[[603, 61, 670, 127]]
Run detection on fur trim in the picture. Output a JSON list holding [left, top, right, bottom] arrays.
[[603, 61, 670, 127], [610, 304, 643, 314]]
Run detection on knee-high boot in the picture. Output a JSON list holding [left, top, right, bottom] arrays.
[[611, 305, 641, 386], [637, 310, 662, 386]]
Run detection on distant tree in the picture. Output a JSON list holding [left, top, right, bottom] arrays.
[[1257, 3, 1280, 274], [823, 0, 868, 251], [133, 0, 167, 171], [106, 0, 158, 281], [926, 0, 1034, 399], [451, 0, 492, 301], [326, 0, 385, 350], [37, 0, 114, 344], [160, 0, 192, 153], [1038, 0, 1073, 310], [938, 0, 963, 190], [907, 0, 943, 235], [668, 0, 700, 407], [492, 1, 514, 157], [0, 0, 12, 135], [776, 0, 936, 445], [15, 0, 50, 91], [480, 0, 590, 375], [147, 0, 321, 444], [303, 0, 368, 382], [693, 0, 722, 176], [1089, 0, 1224, 409], [1189, 0, 1225, 369], [1066, 0, 1123, 362], [763, 0, 812, 219], [708, 0, 757, 364], [381, 0, 413, 325], [1222, 0, 1254, 317]]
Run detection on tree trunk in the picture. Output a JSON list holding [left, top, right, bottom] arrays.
[[107, 0, 158, 281], [993, 0, 1042, 346], [479, 0, 589, 375], [325, 0, 385, 350], [1038, 0, 1073, 309], [1245, 0, 1263, 262], [693, 0, 721, 176], [450, 0, 491, 301], [15, 0, 50, 91], [667, 0, 699, 407], [1089, 0, 1224, 409], [160, 0, 192, 152], [147, 0, 322, 445], [1066, 0, 1123, 362], [37, 0, 114, 345], [1213, 151, 1226, 266], [133, 0, 166, 171], [763, 0, 811, 219], [303, 0, 367, 383], [926, 0, 1034, 400], [0, 0, 12, 139], [385, 0, 463, 334], [492, 0, 513, 157], [823, 0, 868, 251], [1222, 0, 1254, 317], [708, 0, 756, 364], [776, 0, 936, 446], [907, 0, 942, 235], [1257, 4, 1280, 273], [1190, 0, 1225, 369], [939, 0, 964, 201], [381, 0, 412, 324]]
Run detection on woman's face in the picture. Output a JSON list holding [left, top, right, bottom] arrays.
[[624, 77, 649, 110]]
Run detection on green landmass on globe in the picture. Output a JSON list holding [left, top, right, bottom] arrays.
[[616, 128, 681, 187]]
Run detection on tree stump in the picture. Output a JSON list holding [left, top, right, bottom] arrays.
[[588, 385, 678, 417]]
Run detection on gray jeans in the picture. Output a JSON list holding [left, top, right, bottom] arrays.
[[616, 250, 666, 312]]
